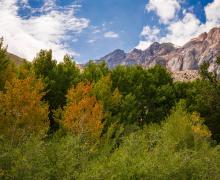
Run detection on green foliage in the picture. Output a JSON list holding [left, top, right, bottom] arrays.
[[183, 60, 220, 141], [17, 60, 33, 79], [0, 37, 9, 73], [46, 55, 80, 109], [0, 137, 50, 179], [79, 106, 220, 179], [32, 50, 81, 133], [111, 65, 175, 124], [33, 50, 80, 110], [0, 38, 15, 90], [185, 79, 220, 141], [82, 61, 109, 82], [199, 61, 217, 83], [1, 44, 220, 178], [33, 49, 56, 78], [0, 134, 96, 180]]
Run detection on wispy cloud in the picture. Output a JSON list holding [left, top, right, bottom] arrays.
[[87, 39, 96, 43], [104, 31, 119, 38], [0, 0, 89, 61]]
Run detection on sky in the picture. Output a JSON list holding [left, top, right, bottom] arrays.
[[0, 0, 220, 63]]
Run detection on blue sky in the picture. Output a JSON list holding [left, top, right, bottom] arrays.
[[0, 0, 220, 63]]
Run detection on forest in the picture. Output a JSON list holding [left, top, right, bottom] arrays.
[[1, 38, 220, 179]]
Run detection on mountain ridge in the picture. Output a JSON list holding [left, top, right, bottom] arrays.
[[99, 27, 220, 74]]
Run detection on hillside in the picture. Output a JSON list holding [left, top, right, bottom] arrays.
[[6, 52, 25, 66]]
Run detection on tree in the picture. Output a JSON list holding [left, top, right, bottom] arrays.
[[47, 55, 80, 109], [92, 75, 122, 117], [0, 77, 49, 144], [63, 83, 103, 138], [185, 59, 220, 141], [0, 38, 15, 90], [17, 60, 33, 79], [0, 37, 8, 73], [199, 61, 217, 83], [33, 51, 80, 109], [33, 49, 56, 78], [119, 93, 139, 124], [33, 50, 81, 132], [111, 65, 174, 124], [82, 61, 109, 83]]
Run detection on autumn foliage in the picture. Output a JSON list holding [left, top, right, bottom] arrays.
[[0, 77, 49, 144], [63, 83, 103, 138]]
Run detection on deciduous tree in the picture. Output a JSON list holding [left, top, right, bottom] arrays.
[[63, 83, 103, 138], [0, 77, 49, 144]]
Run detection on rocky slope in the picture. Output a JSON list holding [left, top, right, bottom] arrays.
[[171, 70, 199, 82], [100, 27, 220, 74]]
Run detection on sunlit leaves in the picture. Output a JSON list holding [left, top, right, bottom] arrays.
[[63, 83, 103, 138], [0, 77, 49, 144]]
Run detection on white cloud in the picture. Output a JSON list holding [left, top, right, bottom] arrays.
[[136, 26, 160, 50], [137, 0, 220, 50], [0, 0, 89, 61], [161, 9, 220, 46], [161, 13, 201, 45], [104, 31, 119, 38], [146, 0, 180, 24], [136, 41, 153, 50], [140, 26, 160, 40], [205, 0, 220, 23]]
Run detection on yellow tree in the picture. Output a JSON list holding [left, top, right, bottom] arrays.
[[0, 77, 49, 144], [63, 83, 103, 138]]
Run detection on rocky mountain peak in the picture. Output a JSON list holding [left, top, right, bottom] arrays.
[[195, 32, 208, 42], [130, 48, 142, 54], [113, 49, 125, 53], [101, 49, 125, 60], [100, 49, 126, 68], [207, 27, 220, 43], [99, 27, 220, 73], [148, 42, 160, 50]]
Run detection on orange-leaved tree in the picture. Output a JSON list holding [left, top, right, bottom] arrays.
[[63, 82, 103, 138], [0, 77, 49, 144]]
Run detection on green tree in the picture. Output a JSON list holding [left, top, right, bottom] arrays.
[[33, 50, 80, 110], [82, 61, 109, 83], [33, 49, 56, 78], [0, 38, 15, 90], [186, 59, 220, 141], [0, 37, 8, 73], [199, 61, 217, 83], [111, 65, 174, 124], [33, 50, 80, 131]]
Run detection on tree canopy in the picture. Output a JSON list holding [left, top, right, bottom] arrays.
[[1, 39, 220, 179]]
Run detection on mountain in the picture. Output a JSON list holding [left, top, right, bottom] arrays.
[[6, 52, 25, 66], [99, 27, 220, 73]]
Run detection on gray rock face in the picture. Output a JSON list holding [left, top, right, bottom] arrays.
[[100, 49, 127, 68], [99, 27, 220, 72]]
